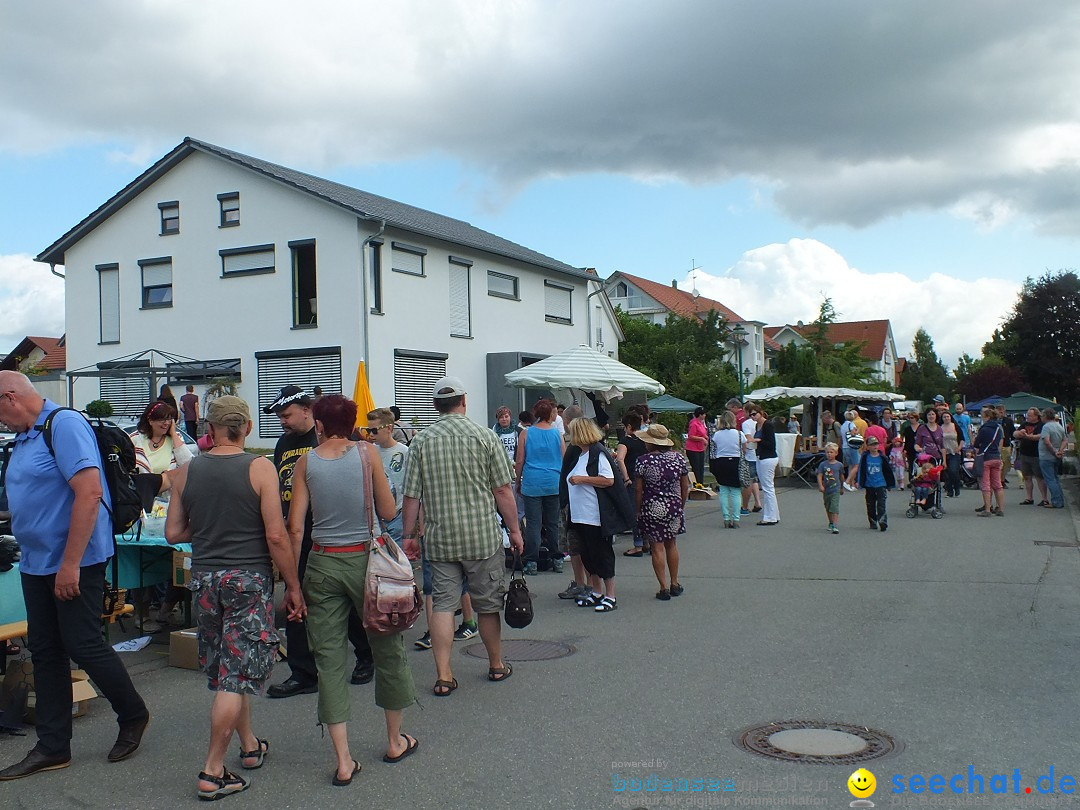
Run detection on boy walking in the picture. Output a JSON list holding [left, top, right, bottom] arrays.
[[816, 443, 844, 534], [854, 436, 895, 531]]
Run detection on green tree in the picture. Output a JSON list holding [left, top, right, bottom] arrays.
[[900, 328, 951, 403], [952, 354, 1027, 402], [994, 270, 1080, 407], [776, 343, 820, 386]]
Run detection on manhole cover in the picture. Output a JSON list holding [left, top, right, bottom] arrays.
[[734, 721, 901, 764], [462, 639, 575, 661]]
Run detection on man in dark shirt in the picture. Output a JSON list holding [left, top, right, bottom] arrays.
[[263, 386, 373, 698], [179, 385, 200, 438], [1014, 407, 1049, 505]]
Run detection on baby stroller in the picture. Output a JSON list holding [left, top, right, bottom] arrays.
[[906, 453, 944, 519], [958, 449, 980, 489]]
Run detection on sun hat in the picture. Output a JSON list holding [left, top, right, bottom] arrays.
[[636, 424, 674, 446]]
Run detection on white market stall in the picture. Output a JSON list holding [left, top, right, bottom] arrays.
[[745, 386, 905, 451]]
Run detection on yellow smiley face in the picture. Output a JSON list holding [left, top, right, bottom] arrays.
[[847, 768, 876, 798]]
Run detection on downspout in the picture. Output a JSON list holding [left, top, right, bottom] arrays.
[[50, 263, 65, 279], [586, 283, 607, 350], [359, 218, 386, 377]]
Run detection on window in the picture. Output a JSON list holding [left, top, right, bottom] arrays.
[[369, 240, 382, 313], [487, 271, 518, 300], [97, 263, 120, 343], [158, 201, 179, 235], [290, 240, 317, 326], [218, 192, 240, 227], [98, 360, 151, 419], [391, 241, 426, 276], [614, 281, 628, 298], [220, 244, 275, 277], [544, 281, 573, 324], [256, 347, 342, 438], [139, 257, 173, 309], [393, 349, 447, 429], [449, 258, 471, 337]]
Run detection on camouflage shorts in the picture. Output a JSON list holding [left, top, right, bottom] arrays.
[[190, 569, 279, 695]]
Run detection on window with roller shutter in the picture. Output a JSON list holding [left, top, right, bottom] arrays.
[[391, 242, 426, 277], [139, 257, 173, 309], [256, 347, 342, 438], [544, 280, 573, 324], [448, 257, 471, 338], [98, 361, 151, 419], [393, 350, 447, 430], [220, 244, 275, 277], [97, 263, 120, 344]]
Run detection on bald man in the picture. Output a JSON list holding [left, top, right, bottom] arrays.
[[0, 372, 149, 781]]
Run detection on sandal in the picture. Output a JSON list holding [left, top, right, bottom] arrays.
[[622, 548, 644, 557], [575, 592, 601, 607], [332, 759, 361, 787], [432, 677, 458, 697], [239, 738, 268, 770], [197, 768, 250, 801], [594, 595, 618, 612], [1020, 499, 1034, 505], [488, 662, 513, 682], [669, 584, 684, 597], [656, 589, 671, 601], [1038, 501, 1050, 507], [3, 642, 20, 655], [383, 733, 419, 763]]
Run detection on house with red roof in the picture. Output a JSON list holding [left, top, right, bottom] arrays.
[[603, 271, 779, 384], [0, 335, 68, 403], [763, 319, 901, 386]]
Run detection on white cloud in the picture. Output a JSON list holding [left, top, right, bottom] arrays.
[[0, 254, 65, 351], [689, 239, 1019, 368], [3, 2, 1080, 231]]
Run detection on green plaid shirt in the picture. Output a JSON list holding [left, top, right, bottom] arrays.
[[403, 413, 514, 562]]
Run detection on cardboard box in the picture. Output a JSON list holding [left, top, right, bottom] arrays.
[[173, 551, 192, 587], [169, 628, 199, 670], [2, 660, 98, 721]]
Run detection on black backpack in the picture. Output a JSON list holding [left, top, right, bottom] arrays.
[[504, 551, 533, 629]]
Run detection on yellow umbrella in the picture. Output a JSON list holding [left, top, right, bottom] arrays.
[[352, 361, 377, 428]]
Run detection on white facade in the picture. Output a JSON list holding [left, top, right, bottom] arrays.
[[56, 148, 620, 447]]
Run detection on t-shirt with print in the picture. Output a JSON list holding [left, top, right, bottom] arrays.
[[816, 459, 844, 496], [273, 427, 317, 520], [377, 441, 409, 513], [1017, 421, 1042, 458], [862, 453, 887, 488], [492, 423, 520, 466]]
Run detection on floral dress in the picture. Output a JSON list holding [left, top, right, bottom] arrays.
[[635, 450, 690, 543]]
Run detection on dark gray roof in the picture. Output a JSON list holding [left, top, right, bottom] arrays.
[[37, 137, 589, 280]]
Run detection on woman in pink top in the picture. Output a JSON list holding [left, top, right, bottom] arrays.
[[685, 407, 709, 489]]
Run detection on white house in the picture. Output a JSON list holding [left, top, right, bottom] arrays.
[[37, 138, 622, 444], [603, 271, 777, 384], [764, 320, 900, 386]]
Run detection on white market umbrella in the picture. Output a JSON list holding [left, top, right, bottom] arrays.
[[504, 344, 665, 403]]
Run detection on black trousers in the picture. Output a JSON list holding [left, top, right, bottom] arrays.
[[572, 522, 615, 580], [184, 420, 198, 438], [864, 487, 888, 526], [22, 562, 148, 757], [286, 537, 371, 684], [687, 450, 706, 487]]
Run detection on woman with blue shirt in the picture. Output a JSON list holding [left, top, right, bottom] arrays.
[[515, 399, 565, 576]]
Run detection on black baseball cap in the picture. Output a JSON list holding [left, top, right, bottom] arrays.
[[263, 385, 311, 414]]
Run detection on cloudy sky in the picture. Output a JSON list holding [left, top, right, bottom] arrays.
[[2, 1, 1078, 366]]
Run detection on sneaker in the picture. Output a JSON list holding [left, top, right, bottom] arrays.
[[523, 562, 538, 576], [992, 508, 1004, 517], [551, 556, 564, 573], [976, 510, 990, 518], [868, 521, 878, 530], [974, 506, 987, 513], [831, 525, 840, 535], [740, 508, 750, 516], [414, 632, 432, 650], [558, 581, 583, 599], [879, 522, 888, 532], [453, 621, 478, 641]]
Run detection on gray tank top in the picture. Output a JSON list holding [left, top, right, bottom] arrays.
[[182, 453, 272, 576], [305, 444, 372, 547]]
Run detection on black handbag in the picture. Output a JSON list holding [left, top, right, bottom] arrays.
[[504, 552, 533, 629]]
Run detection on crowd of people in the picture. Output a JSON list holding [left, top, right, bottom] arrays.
[[0, 365, 1072, 797]]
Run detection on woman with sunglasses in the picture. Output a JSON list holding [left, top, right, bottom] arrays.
[[133, 399, 193, 480]]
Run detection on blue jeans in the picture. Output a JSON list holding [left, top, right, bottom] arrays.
[[1040, 458, 1065, 508], [523, 493, 561, 564]]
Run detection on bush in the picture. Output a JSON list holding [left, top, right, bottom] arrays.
[[85, 399, 113, 418]]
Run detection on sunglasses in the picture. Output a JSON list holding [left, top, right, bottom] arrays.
[[361, 426, 385, 434]]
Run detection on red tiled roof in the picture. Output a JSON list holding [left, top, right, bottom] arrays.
[[791, 320, 890, 361], [613, 271, 744, 323], [1, 335, 66, 371], [763, 334, 782, 352]]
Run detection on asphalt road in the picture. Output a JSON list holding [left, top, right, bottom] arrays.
[[2, 476, 1078, 809]]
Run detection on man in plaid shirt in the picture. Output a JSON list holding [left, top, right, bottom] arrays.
[[401, 376, 524, 696]]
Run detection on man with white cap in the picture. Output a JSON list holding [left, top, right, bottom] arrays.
[[400, 376, 524, 696]]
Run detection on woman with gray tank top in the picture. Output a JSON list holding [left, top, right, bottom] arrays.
[[286, 394, 419, 786]]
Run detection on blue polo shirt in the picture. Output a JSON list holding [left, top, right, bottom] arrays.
[[954, 411, 972, 442], [7, 400, 113, 576]]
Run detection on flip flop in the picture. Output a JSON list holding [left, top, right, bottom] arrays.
[[622, 548, 644, 557], [3, 642, 20, 655], [382, 733, 419, 763], [197, 768, 250, 800], [488, 662, 513, 682], [239, 738, 268, 770], [432, 678, 458, 696], [332, 760, 361, 787]]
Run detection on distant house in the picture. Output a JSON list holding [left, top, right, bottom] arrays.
[[0, 335, 67, 402], [603, 271, 779, 383], [764, 319, 900, 386], [35, 137, 623, 440]]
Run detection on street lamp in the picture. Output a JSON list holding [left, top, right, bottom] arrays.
[[731, 323, 748, 399]]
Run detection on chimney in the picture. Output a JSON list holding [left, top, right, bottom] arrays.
[[671, 280, 678, 288]]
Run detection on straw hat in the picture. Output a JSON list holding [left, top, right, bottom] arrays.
[[636, 424, 674, 446]]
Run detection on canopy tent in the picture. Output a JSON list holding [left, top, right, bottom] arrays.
[[964, 394, 1005, 412], [1000, 392, 1064, 414], [744, 386, 905, 448], [503, 344, 664, 403], [646, 394, 701, 412]]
